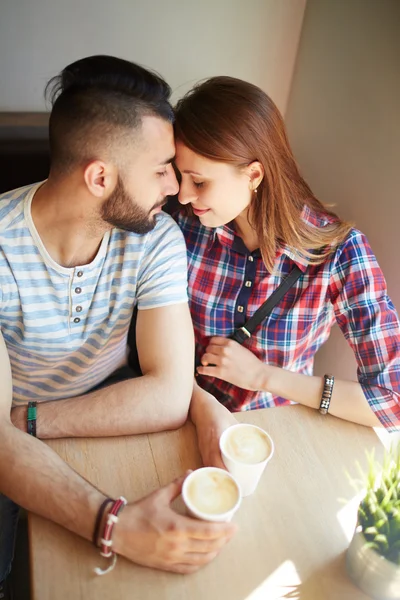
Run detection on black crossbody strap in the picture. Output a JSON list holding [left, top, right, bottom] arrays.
[[231, 265, 305, 344]]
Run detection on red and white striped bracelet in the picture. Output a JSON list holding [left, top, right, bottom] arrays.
[[94, 496, 127, 576]]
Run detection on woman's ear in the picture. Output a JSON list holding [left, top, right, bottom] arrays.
[[245, 161, 264, 191]]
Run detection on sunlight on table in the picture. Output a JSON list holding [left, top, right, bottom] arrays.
[[374, 426, 400, 450], [336, 493, 364, 543], [243, 560, 302, 600]]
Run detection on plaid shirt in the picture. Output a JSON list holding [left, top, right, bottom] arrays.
[[175, 206, 400, 432]]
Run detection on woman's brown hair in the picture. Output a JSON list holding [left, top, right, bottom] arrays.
[[174, 76, 352, 272]]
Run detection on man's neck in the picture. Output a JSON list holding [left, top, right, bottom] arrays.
[[31, 178, 110, 268]]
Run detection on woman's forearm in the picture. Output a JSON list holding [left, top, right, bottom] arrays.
[[261, 365, 382, 428]]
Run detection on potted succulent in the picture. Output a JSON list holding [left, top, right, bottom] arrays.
[[346, 444, 400, 600]]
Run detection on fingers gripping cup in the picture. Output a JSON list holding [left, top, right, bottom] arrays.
[[219, 424, 274, 497], [182, 467, 241, 522]]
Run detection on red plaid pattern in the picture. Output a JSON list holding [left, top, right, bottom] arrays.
[[175, 206, 400, 432]]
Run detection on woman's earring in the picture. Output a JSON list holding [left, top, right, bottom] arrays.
[[249, 182, 258, 195]]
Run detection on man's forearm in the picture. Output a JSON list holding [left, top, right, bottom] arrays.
[[13, 372, 190, 439], [262, 365, 382, 428], [0, 421, 105, 540]]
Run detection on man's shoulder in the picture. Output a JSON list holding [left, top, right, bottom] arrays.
[[152, 210, 184, 238], [0, 183, 36, 231], [124, 211, 185, 248]]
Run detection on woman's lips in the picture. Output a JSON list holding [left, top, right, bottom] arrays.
[[192, 207, 210, 216]]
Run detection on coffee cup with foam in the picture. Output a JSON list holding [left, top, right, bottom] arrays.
[[219, 424, 274, 496], [182, 467, 242, 522]]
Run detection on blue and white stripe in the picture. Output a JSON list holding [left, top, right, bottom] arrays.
[[0, 183, 188, 406]]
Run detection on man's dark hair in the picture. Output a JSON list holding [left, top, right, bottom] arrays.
[[45, 55, 174, 174]]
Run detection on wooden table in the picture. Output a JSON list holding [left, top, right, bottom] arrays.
[[29, 405, 383, 600]]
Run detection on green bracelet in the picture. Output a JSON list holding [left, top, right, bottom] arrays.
[[27, 402, 37, 437]]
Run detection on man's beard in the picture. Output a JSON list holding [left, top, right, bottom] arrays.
[[101, 176, 164, 234]]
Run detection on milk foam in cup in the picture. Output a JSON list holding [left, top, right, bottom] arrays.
[[182, 467, 241, 522], [219, 424, 274, 496]]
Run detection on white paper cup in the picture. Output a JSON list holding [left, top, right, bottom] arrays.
[[219, 424, 274, 497], [181, 467, 242, 522]]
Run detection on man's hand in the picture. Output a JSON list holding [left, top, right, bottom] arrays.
[[190, 386, 238, 469], [197, 337, 265, 391], [113, 473, 237, 574]]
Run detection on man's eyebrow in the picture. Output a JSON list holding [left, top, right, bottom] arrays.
[[157, 155, 175, 166], [182, 170, 203, 176]]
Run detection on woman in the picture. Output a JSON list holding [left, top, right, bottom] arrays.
[[171, 77, 400, 466]]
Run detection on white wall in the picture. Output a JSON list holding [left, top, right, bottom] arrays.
[[286, 0, 400, 387], [0, 0, 306, 113]]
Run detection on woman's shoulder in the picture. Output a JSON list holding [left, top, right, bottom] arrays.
[[332, 226, 375, 261], [302, 205, 374, 264], [323, 226, 385, 294]]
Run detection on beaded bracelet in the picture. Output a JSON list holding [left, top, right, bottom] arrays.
[[94, 496, 127, 576], [27, 402, 37, 437], [319, 374, 334, 415]]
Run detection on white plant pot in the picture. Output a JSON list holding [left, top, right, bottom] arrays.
[[346, 526, 400, 600]]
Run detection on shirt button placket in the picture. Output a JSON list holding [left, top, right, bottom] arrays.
[[234, 253, 256, 325], [73, 269, 84, 325], [234, 255, 254, 326]]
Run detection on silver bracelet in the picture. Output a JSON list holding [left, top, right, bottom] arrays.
[[319, 374, 334, 415]]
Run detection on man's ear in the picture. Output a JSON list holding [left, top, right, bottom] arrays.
[[83, 160, 117, 198]]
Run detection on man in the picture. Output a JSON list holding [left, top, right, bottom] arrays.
[[0, 55, 235, 597]]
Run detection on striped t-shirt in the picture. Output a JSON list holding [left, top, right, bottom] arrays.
[[0, 183, 188, 407]]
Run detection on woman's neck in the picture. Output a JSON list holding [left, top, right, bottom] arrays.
[[234, 209, 259, 252]]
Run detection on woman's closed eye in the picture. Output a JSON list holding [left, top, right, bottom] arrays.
[[193, 181, 204, 188]]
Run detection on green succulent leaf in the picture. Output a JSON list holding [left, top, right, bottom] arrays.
[[350, 442, 400, 563], [374, 534, 389, 551], [363, 541, 381, 553]]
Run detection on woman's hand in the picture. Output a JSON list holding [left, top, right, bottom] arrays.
[[197, 337, 266, 391], [190, 385, 238, 469]]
